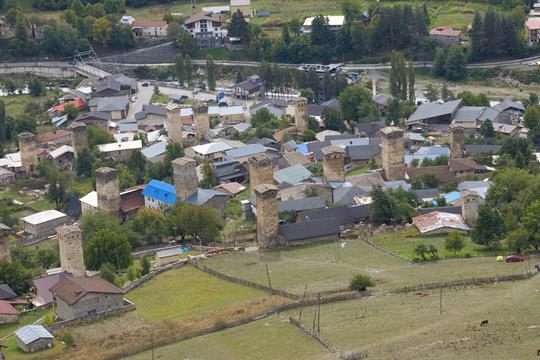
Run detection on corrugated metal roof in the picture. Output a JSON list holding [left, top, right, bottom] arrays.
[[15, 325, 53, 345], [142, 141, 167, 159], [98, 140, 142, 153], [274, 164, 313, 185], [22, 210, 67, 225], [142, 180, 176, 204]]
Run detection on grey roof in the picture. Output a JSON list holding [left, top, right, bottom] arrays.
[[383, 180, 412, 191], [96, 97, 129, 112], [15, 325, 53, 345], [457, 180, 492, 191], [75, 111, 110, 121], [282, 140, 297, 152], [465, 144, 501, 155], [419, 205, 462, 215], [298, 205, 370, 226], [226, 144, 274, 159], [346, 172, 385, 187], [330, 137, 369, 148], [492, 100, 525, 112], [477, 107, 500, 122], [356, 121, 385, 137], [215, 160, 248, 181], [415, 188, 440, 202], [156, 247, 184, 258], [0, 284, 16, 300], [453, 106, 486, 123], [333, 186, 372, 206], [407, 99, 462, 123], [135, 104, 167, 120], [345, 143, 381, 161], [279, 218, 340, 242], [278, 196, 326, 213], [117, 119, 138, 133], [306, 135, 363, 161], [186, 188, 228, 205], [373, 94, 390, 106], [142, 141, 167, 160], [321, 98, 339, 108], [110, 73, 138, 90], [307, 104, 325, 117], [274, 164, 313, 185]]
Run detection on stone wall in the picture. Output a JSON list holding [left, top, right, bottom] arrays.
[[381, 126, 404, 181], [322, 145, 345, 182], [255, 184, 279, 248], [70, 122, 88, 159], [172, 157, 198, 201], [450, 125, 465, 159], [291, 97, 308, 132], [0, 237, 11, 263], [461, 189, 484, 227], [57, 224, 85, 277], [95, 167, 121, 218], [248, 154, 273, 196], [193, 101, 210, 141], [166, 104, 183, 145], [18, 132, 38, 172]]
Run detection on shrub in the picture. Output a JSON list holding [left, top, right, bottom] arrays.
[[127, 266, 136, 281], [349, 274, 375, 292], [62, 331, 75, 347], [141, 256, 151, 275], [43, 313, 54, 326]]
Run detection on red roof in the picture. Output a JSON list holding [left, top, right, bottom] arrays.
[[214, 182, 246, 196], [37, 129, 72, 143], [132, 20, 168, 28], [0, 300, 18, 315], [527, 18, 540, 30], [50, 276, 123, 305], [49, 98, 86, 112], [273, 126, 297, 142]]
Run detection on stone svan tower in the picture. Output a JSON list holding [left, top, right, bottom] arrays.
[[450, 125, 465, 159], [18, 132, 38, 172], [166, 103, 183, 146], [172, 157, 198, 201], [95, 167, 121, 218], [381, 126, 405, 181], [322, 145, 345, 182], [461, 189, 485, 227], [248, 153, 274, 195], [193, 101, 210, 141], [56, 224, 86, 277], [255, 184, 279, 248], [0, 237, 11, 263], [291, 97, 308, 132], [70, 122, 88, 159]]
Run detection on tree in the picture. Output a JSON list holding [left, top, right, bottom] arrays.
[[445, 46, 467, 81], [228, 9, 249, 43], [176, 29, 196, 57], [349, 274, 375, 291], [184, 55, 193, 84], [75, 148, 94, 178], [200, 161, 218, 189], [523, 200, 540, 250], [84, 229, 132, 271], [524, 105, 540, 130], [167, 203, 222, 243], [63, 104, 79, 120], [506, 228, 528, 254], [500, 137, 534, 167], [424, 84, 438, 102], [62, 331, 75, 347], [322, 107, 344, 132], [92, 17, 112, 46], [471, 206, 505, 249], [389, 52, 407, 100], [440, 83, 453, 101], [28, 77, 46, 96], [79, 210, 119, 242], [0, 100, 6, 143], [128, 150, 146, 183], [445, 231, 465, 256], [414, 244, 428, 261], [141, 256, 151, 275], [206, 54, 216, 91], [174, 53, 184, 85], [88, 125, 114, 146], [408, 61, 415, 104], [99, 262, 115, 283], [432, 47, 447, 78], [46, 179, 66, 210], [479, 119, 495, 138], [0, 260, 31, 294], [339, 86, 379, 122], [130, 208, 167, 246]]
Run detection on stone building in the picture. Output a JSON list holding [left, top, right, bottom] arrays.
[[166, 104, 183, 146], [193, 101, 210, 141], [95, 167, 121, 219], [248, 153, 274, 195], [450, 125, 465, 159], [172, 157, 198, 201], [291, 97, 308, 132], [15, 325, 54, 353], [255, 184, 279, 248], [21, 210, 70, 241], [461, 189, 484, 227], [18, 132, 38, 172], [321, 145, 345, 182], [70, 122, 88, 159], [0, 236, 11, 263], [56, 224, 85, 277], [50, 276, 124, 321], [381, 126, 404, 181]]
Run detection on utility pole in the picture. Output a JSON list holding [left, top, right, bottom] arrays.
[[299, 282, 308, 321], [151, 331, 155, 360], [317, 293, 321, 333], [265, 263, 272, 290], [439, 287, 443, 315]]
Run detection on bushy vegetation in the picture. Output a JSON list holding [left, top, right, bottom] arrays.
[[349, 274, 375, 291]]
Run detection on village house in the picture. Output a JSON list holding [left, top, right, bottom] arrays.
[[89, 97, 129, 120], [15, 325, 53, 353], [232, 75, 265, 99], [183, 12, 227, 49], [0, 300, 19, 324], [0, 168, 15, 185], [155, 247, 186, 267], [302, 16, 346, 33], [37, 129, 72, 148], [0, 284, 16, 301], [74, 111, 111, 130], [47, 98, 86, 118], [429, 26, 461, 45], [190, 142, 233, 161], [47, 145, 75, 170], [526, 18, 540, 46], [412, 211, 470, 235], [132, 20, 168, 37], [97, 140, 143, 162], [208, 105, 246, 123], [50, 276, 125, 321], [135, 104, 167, 127], [21, 210, 70, 241]]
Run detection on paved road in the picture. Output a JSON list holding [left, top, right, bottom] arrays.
[[127, 81, 255, 119]]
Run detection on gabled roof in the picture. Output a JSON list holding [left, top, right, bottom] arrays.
[[345, 143, 381, 161], [75, 111, 111, 122], [453, 106, 486, 123], [49, 145, 74, 159], [22, 210, 67, 225], [141, 141, 168, 160], [429, 26, 461, 37], [413, 211, 469, 234], [226, 144, 272, 159], [356, 121, 385, 137], [38, 129, 72, 143], [143, 179, 176, 204], [274, 164, 313, 185], [407, 99, 462, 124], [298, 205, 370, 225], [448, 158, 487, 172], [405, 165, 455, 183], [346, 172, 384, 187], [30, 272, 70, 306], [492, 100, 525, 112], [184, 12, 222, 25], [214, 182, 246, 196], [252, 196, 326, 213], [415, 188, 440, 202], [0, 284, 17, 300], [193, 142, 233, 155], [465, 144, 501, 155], [186, 188, 228, 205], [419, 206, 462, 215], [279, 218, 340, 242], [98, 140, 143, 153], [15, 325, 53, 345], [96, 97, 129, 112], [50, 276, 123, 305], [0, 300, 18, 315], [373, 94, 390, 106], [333, 186, 372, 206], [135, 104, 167, 120]]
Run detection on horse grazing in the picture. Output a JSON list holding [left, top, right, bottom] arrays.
[[480, 320, 489, 327]]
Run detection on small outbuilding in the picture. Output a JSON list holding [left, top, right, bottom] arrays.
[[15, 325, 53, 353]]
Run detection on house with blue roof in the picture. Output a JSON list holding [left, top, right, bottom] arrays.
[[143, 180, 177, 209]]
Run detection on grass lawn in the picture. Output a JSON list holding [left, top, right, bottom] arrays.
[[0, 308, 50, 339], [125, 315, 333, 360], [30, 198, 56, 212], [346, 167, 369, 176], [288, 279, 540, 359], [203, 238, 538, 294], [124, 265, 266, 321], [2, 93, 52, 118], [371, 231, 508, 260], [2, 337, 65, 360]]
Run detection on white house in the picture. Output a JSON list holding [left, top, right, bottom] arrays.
[[302, 15, 346, 33]]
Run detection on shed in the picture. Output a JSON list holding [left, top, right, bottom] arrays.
[[155, 247, 187, 267], [15, 325, 53, 353]]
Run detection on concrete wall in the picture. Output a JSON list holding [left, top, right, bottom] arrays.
[[0, 62, 77, 79], [0, 313, 18, 324]]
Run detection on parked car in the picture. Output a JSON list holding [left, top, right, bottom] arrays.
[[141, 82, 150, 87], [505, 254, 525, 262], [192, 89, 199, 95]]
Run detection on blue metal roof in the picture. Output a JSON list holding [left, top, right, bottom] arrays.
[[142, 179, 176, 204]]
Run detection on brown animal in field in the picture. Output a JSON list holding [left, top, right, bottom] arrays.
[[480, 320, 488, 327]]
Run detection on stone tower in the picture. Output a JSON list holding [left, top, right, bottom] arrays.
[[166, 103, 183, 146], [172, 157, 198, 201], [70, 122, 88, 159], [450, 125, 465, 159], [248, 153, 274, 195], [18, 132, 38, 172], [291, 97, 308, 132], [193, 101, 210, 141], [461, 189, 485, 227], [321, 145, 345, 182], [95, 167, 121, 219], [381, 126, 405, 181], [56, 224, 86, 277], [0, 237, 11, 263], [255, 184, 279, 248]]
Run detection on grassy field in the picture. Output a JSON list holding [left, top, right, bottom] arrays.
[[346, 166, 369, 176], [289, 279, 540, 359], [125, 265, 264, 321], [372, 231, 509, 259], [202, 238, 538, 294], [125, 315, 333, 360]]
